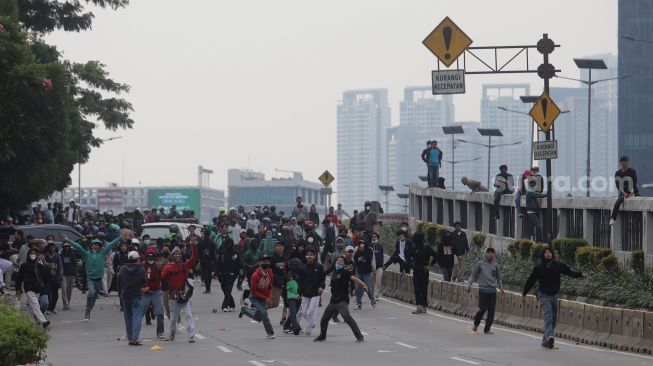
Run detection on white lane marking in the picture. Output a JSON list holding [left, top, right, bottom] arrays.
[[451, 356, 480, 365], [379, 297, 653, 361], [395, 341, 418, 349], [378, 350, 395, 353], [217, 346, 232, 353], [248, 361, 266, 366], [194, 333, 205, 340]]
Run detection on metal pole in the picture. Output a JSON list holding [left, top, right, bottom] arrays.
[[77, 162, 81, 204], [543, 33, 554, 243], [385, 191, 389, 213], [530, 116, 535, 168], [586, 69, 592, 197], [451, 133, 455, 189], [487, 136, 492, 190]]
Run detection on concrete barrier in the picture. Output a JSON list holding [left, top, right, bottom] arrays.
[[381, 270, 653, 355]]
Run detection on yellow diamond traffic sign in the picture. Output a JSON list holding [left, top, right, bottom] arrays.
[[529, 92, 561, 133], [423, 17, 473, 67], [318, 170, 335, 187]]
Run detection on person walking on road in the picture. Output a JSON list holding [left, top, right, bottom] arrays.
[[421, 140, 443, 188], [451, 222, 469, 282], [313, 256, 367, 343], [522, 247, 587, 349], [371, 232, 384, 301], [198, 229, 217, 294], [407, 232, 438, 314], [217, 237, 241, 312], [160, 241, 198, 343], [119, 251, 147, 346], [467, 247, 503, 334], [60, 242, 76, 310], [353, 239, 375, 310], [437, 229, 455, 282], [610, 156, 639, 225], [239, 253, 276, 339], [65, 235, 121, 321], [15, 248, 51, 328], [44, 240, 63, 314], [299, 248, 325, 336], [141, 248, 166, 339]]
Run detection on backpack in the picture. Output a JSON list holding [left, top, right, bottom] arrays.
[[175, 277, 194, 304]]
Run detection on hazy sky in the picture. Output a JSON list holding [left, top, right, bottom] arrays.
[[47, 0, 617, 192]]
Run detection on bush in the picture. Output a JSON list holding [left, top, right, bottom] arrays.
[[599, 254, 620, 272], [530, 243, 548, 262], [575, 246, 603, 268], [471, 233, 486, 250], [424, 224, 440, 246], [552, 238, 588, 264], [0, 302, 49, 366], [508, 239, 534, 260], [631, 250, 645, 273], [415, 221, 427, 234]]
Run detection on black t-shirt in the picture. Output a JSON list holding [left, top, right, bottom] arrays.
[[330, 269, 354, 304]]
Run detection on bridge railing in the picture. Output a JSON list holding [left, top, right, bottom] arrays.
[[408, 185, 653, 265]]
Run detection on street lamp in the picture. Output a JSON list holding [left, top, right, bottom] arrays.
[[442, 157, 482, 188], [378, 185, 395, 213], [78, 136, 123, 204], [458, 128, 522, 190], [556, 59, 630, 197], [442, 125, 464, 189]]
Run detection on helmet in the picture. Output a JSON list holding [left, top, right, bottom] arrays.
[[219, 207, 226, 213], [91, 226, 99, 234]]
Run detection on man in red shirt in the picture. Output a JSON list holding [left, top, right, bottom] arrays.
[[161, 242, 198, 343], [239, 253, 275, 339], [141, 248, 165, 339]]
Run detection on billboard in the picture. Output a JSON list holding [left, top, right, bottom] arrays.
[[97, 189, 123, 212], [147, 188, 200, 214]]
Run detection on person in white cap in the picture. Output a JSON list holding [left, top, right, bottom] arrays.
[[119, 251, 147, 346]]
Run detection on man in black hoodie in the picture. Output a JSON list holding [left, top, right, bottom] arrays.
[[216, 238, 241, 312], [16, 248, 51, 328], [407, 232, 438, 314], [198, 230, 217, 294], [299, 248, 325, 337], [119, 251, 147, 346], [522, 247, 586, 349], [492, 165, 515, 221], [353, 239, 375, 310], [610, 156, 639, 225]]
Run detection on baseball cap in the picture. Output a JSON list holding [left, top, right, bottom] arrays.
[[345, 246, 355, 252], [128, 251, 140, 260]]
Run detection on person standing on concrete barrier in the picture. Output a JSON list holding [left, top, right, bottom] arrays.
[[451, 222, 468, 282], [421, 140, 443, 188], [525, 180, 547, 242], [492, 165, 514, 221], [610, 156, 639, 225], [522, 247, 587, 349], [467, 247, 503, 334], [408, 232, 438, 314]]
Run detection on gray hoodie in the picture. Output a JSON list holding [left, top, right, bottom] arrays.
[[469, 256, 503, 290]]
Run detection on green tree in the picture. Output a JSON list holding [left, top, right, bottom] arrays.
[[0, 0, 133, 215]]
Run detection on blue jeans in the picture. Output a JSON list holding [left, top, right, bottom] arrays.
[[39, 292, 49, 313], [243, 297, 274, 335], [123, 296, 144, 342], [539, 292, 558, 344], [427, 165, 440, 188], [142, 290, 165, 337], [355, 272, 375, 306], [86, 278, 104, 313], [285, 299, 301, 333]]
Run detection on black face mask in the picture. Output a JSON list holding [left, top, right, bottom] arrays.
[[161, 251, 170, 258], [261, 263, 271, 269]]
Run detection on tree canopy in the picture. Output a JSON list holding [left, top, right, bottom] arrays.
[[0, 0, 133, 215]]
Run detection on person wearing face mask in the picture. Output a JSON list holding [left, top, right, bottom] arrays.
[[158, 243, 172, 320], [357, 201, 377, 233], [60, 242, 77, 310], [353, 239, 375, 310], [44, 240, 63, 314], [217, 238, 241, 312], [64, 233, 122, 321], [407, 232, 438, 314], [290, 240, 307, 264], [313, 256, 366, 343], [160, 239, 198, 343], [141, 247, 165, 339], [16, 248, 51, 328], [259, 228, 278, 255], [370, 232, 384, 301], [239, 238, 261, 306], [321, 218, 336, 264], [238, 253, 276, 339], [113, 241, 131, 312], [119, 250, 147, 346]]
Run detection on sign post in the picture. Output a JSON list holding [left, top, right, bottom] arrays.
[[431, 70, 465, 94], [318, 170, 335, 216], [533, 140, 558, 160]]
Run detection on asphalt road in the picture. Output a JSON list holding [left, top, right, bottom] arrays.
[[43, 276, 653, 366]]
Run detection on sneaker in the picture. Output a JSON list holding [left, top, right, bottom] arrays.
[[371, 302, 376, 308], [609, 218, 615, 226], [354, 304, 361, 310], [356, 337, 365, 343], [188, 336, 195, 343], [44, 310, 51, 315], [313, 336, 326, 342], [145, 319, 152, 325], [222, 308, 228, 313], [280, 317, 286, 325], [169, 333, 175, 342], [50, 310, 57, 315], [518, 213, 524, 218], [283, 328, 292, 334], [42, 320, 51, 329], [84, 311, 90, 322], [546, 336, 555, 349], [238, 306, 245, 319], [266, 333, 275, 339], [332, 317, 340, 323], [157, 334, 166, 340]]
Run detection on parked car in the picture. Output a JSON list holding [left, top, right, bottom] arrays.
[[140, 220, 199, 241], [1, 224, 83, 250]]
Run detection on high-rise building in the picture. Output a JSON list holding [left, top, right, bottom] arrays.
[[480, 84, 532, 189], [619, 0, 653, 192], [399, 86, 455, 135], [337, 89, 391, 212]]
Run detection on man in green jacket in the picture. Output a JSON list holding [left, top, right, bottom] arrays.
[[64, 235, 122, 321]]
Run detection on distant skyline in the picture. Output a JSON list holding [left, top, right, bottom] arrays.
[[45, 0, 618, 199]]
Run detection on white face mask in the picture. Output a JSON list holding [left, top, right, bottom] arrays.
[[147, 260, 154, 265], [29, 254, 37, 260]]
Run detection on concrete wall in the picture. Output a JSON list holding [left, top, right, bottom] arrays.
[[409, 185, 653, 266], [382, 270, 653, 355]]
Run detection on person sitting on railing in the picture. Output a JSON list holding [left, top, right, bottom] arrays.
[[525, 180, 547, 242], [492, 165, 515, 221], [461, 177, 488, 192], [610, 156, 639, 226]]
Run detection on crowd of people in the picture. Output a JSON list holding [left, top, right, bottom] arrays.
[[0, 191, 593, 350]]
